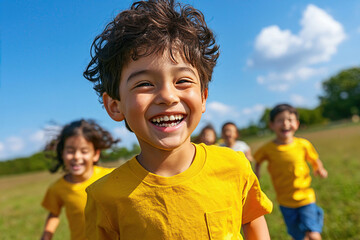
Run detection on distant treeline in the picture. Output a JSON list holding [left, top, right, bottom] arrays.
[[0, 145, 140, 176]]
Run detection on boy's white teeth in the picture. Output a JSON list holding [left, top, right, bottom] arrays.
[[151, 114, 184, 126]]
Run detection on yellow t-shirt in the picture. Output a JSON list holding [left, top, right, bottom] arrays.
[[85, 143, 272, 240], [254, 137, 319, 208], [42, 165, 114, 240]]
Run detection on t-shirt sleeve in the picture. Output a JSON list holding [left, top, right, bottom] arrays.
[[303, 139, 319, 169], [243, 142, 250, 152], [253, 146, 266, 164], [241, 162, 273, 224], [41, 184, 63, 216], [85, 186, 119, 240]]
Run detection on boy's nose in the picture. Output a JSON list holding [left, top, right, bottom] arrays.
[[155, 83, 180, 105], [74, 150, 82, 160]]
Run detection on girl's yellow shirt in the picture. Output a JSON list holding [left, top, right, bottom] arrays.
[[42, 165, 114, 240]]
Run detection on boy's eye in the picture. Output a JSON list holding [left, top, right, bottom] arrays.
[[176, 78, 193, 85], [65, 149, 75, 154], [135, 82, 152, 88]]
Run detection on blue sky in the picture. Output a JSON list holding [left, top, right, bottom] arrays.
[[1, 0, 360, 160]]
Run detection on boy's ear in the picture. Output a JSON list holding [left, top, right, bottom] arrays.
[[201, 88, 208, 113], [103, 92, 125, 122], [93, 149, 101, 163], [269, 121, 274, 130]]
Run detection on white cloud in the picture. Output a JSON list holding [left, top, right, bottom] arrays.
[[29, 130, 46, 142], [0, 142, 4, 153], [242, 104, 266, 115], [291, 94, 307, 106], [6, 136, 25, 152], [254, 25, 302, 60], [207, 101, 235, 115], [249, 4, 345, 91], [257, 67, 327, 92], [202, 101, 240, 122], [299, 5, 346, 64], [200, 101, 241, 130]]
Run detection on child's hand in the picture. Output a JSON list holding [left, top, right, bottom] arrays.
[[314, 168, 328, 178]]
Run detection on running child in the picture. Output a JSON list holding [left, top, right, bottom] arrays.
[[254, 104, 328, 240], [194, 124, 217, 145], [40, 119, 117, 240], [221, 122, 254, 161], [83, 0, 273, 239]]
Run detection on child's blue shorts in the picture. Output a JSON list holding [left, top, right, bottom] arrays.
[[279, 203, 324, 240]]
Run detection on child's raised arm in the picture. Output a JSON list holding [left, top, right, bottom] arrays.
[[242, 215, 270, 240], [40, 212, 60, 240]]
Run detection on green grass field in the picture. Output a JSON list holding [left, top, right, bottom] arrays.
[[1, 123, 359, 239]]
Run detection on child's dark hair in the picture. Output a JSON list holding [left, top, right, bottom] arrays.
[[221, 122, 237, 133], [83, 0, 219, 103], [270, 104, 299, 122], [45, 119, 119, 173], [194, 124, 217, 144]]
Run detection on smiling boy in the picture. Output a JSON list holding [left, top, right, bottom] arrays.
[[254, 104, 328, 240], [83, 0, 272, 239]]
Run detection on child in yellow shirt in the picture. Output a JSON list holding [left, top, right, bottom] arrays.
[[82, 0, 272, 239], [40, 119, 117, 240], [254, 104, 328, 240]]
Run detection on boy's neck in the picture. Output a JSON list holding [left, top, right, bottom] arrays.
[[273, 136, 295, 145], [64, 169, 94, 183], [136, 141, 195, 177], [225, 139, 236, 148]]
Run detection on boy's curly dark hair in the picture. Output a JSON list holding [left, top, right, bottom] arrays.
[[45, 119, 119, 173], [83, 0, 219, 103]]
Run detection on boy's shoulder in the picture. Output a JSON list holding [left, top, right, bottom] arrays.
[[86, 158, 139, 197], [93, 165, 115, 177], [255, 140, 275, 152], [293, 137, 313, 146], [199, 143, 252, 172]]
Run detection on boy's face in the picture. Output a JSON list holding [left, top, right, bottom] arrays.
[[104, 51, 207, 151], [270, 110, 299, 143], [222, 124, 238, 146], [62, 135, 100, 181]]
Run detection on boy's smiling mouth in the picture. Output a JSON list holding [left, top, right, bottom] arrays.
[[150, 114, 185, 127], [281, 129, 292, 134]]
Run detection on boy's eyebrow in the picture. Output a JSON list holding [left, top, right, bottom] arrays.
[[126, 67, 197, 82], [127, 70, 149, 82]]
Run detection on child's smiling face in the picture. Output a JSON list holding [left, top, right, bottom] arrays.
[[200, 129, 216, 145], [104, 51, 207, 151], [222, 124, 238, 146], [62, 135, 100, 182], [270, 110, 299, 144]]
